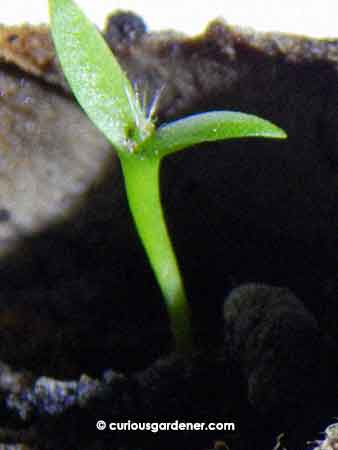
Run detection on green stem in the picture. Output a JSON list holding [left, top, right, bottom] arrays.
[[119, 153, 193, 354]]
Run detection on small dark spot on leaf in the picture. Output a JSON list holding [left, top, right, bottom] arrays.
[[125, 125, 138, 141], [125, 126, 133, 138]]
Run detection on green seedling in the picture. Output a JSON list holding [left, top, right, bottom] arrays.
[[49, 0, 287, 355]]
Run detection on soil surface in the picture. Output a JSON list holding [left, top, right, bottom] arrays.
[[0, 11, 337, 450]]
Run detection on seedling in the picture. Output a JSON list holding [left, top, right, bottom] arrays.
[[49, 0, 287, 354]]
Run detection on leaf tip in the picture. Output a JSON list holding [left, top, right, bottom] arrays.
[[270, 127, 288, 140]]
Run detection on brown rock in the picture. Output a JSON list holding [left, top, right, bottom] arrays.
[[0, 24, 63, 87]]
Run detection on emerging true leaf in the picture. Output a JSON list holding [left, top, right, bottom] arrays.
[[49, 0, 152, 153], [142, 111, 287, 159]]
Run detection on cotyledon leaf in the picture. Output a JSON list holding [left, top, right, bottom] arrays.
[[49, 0, 151, 153], [141, 111, 287, 159]]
